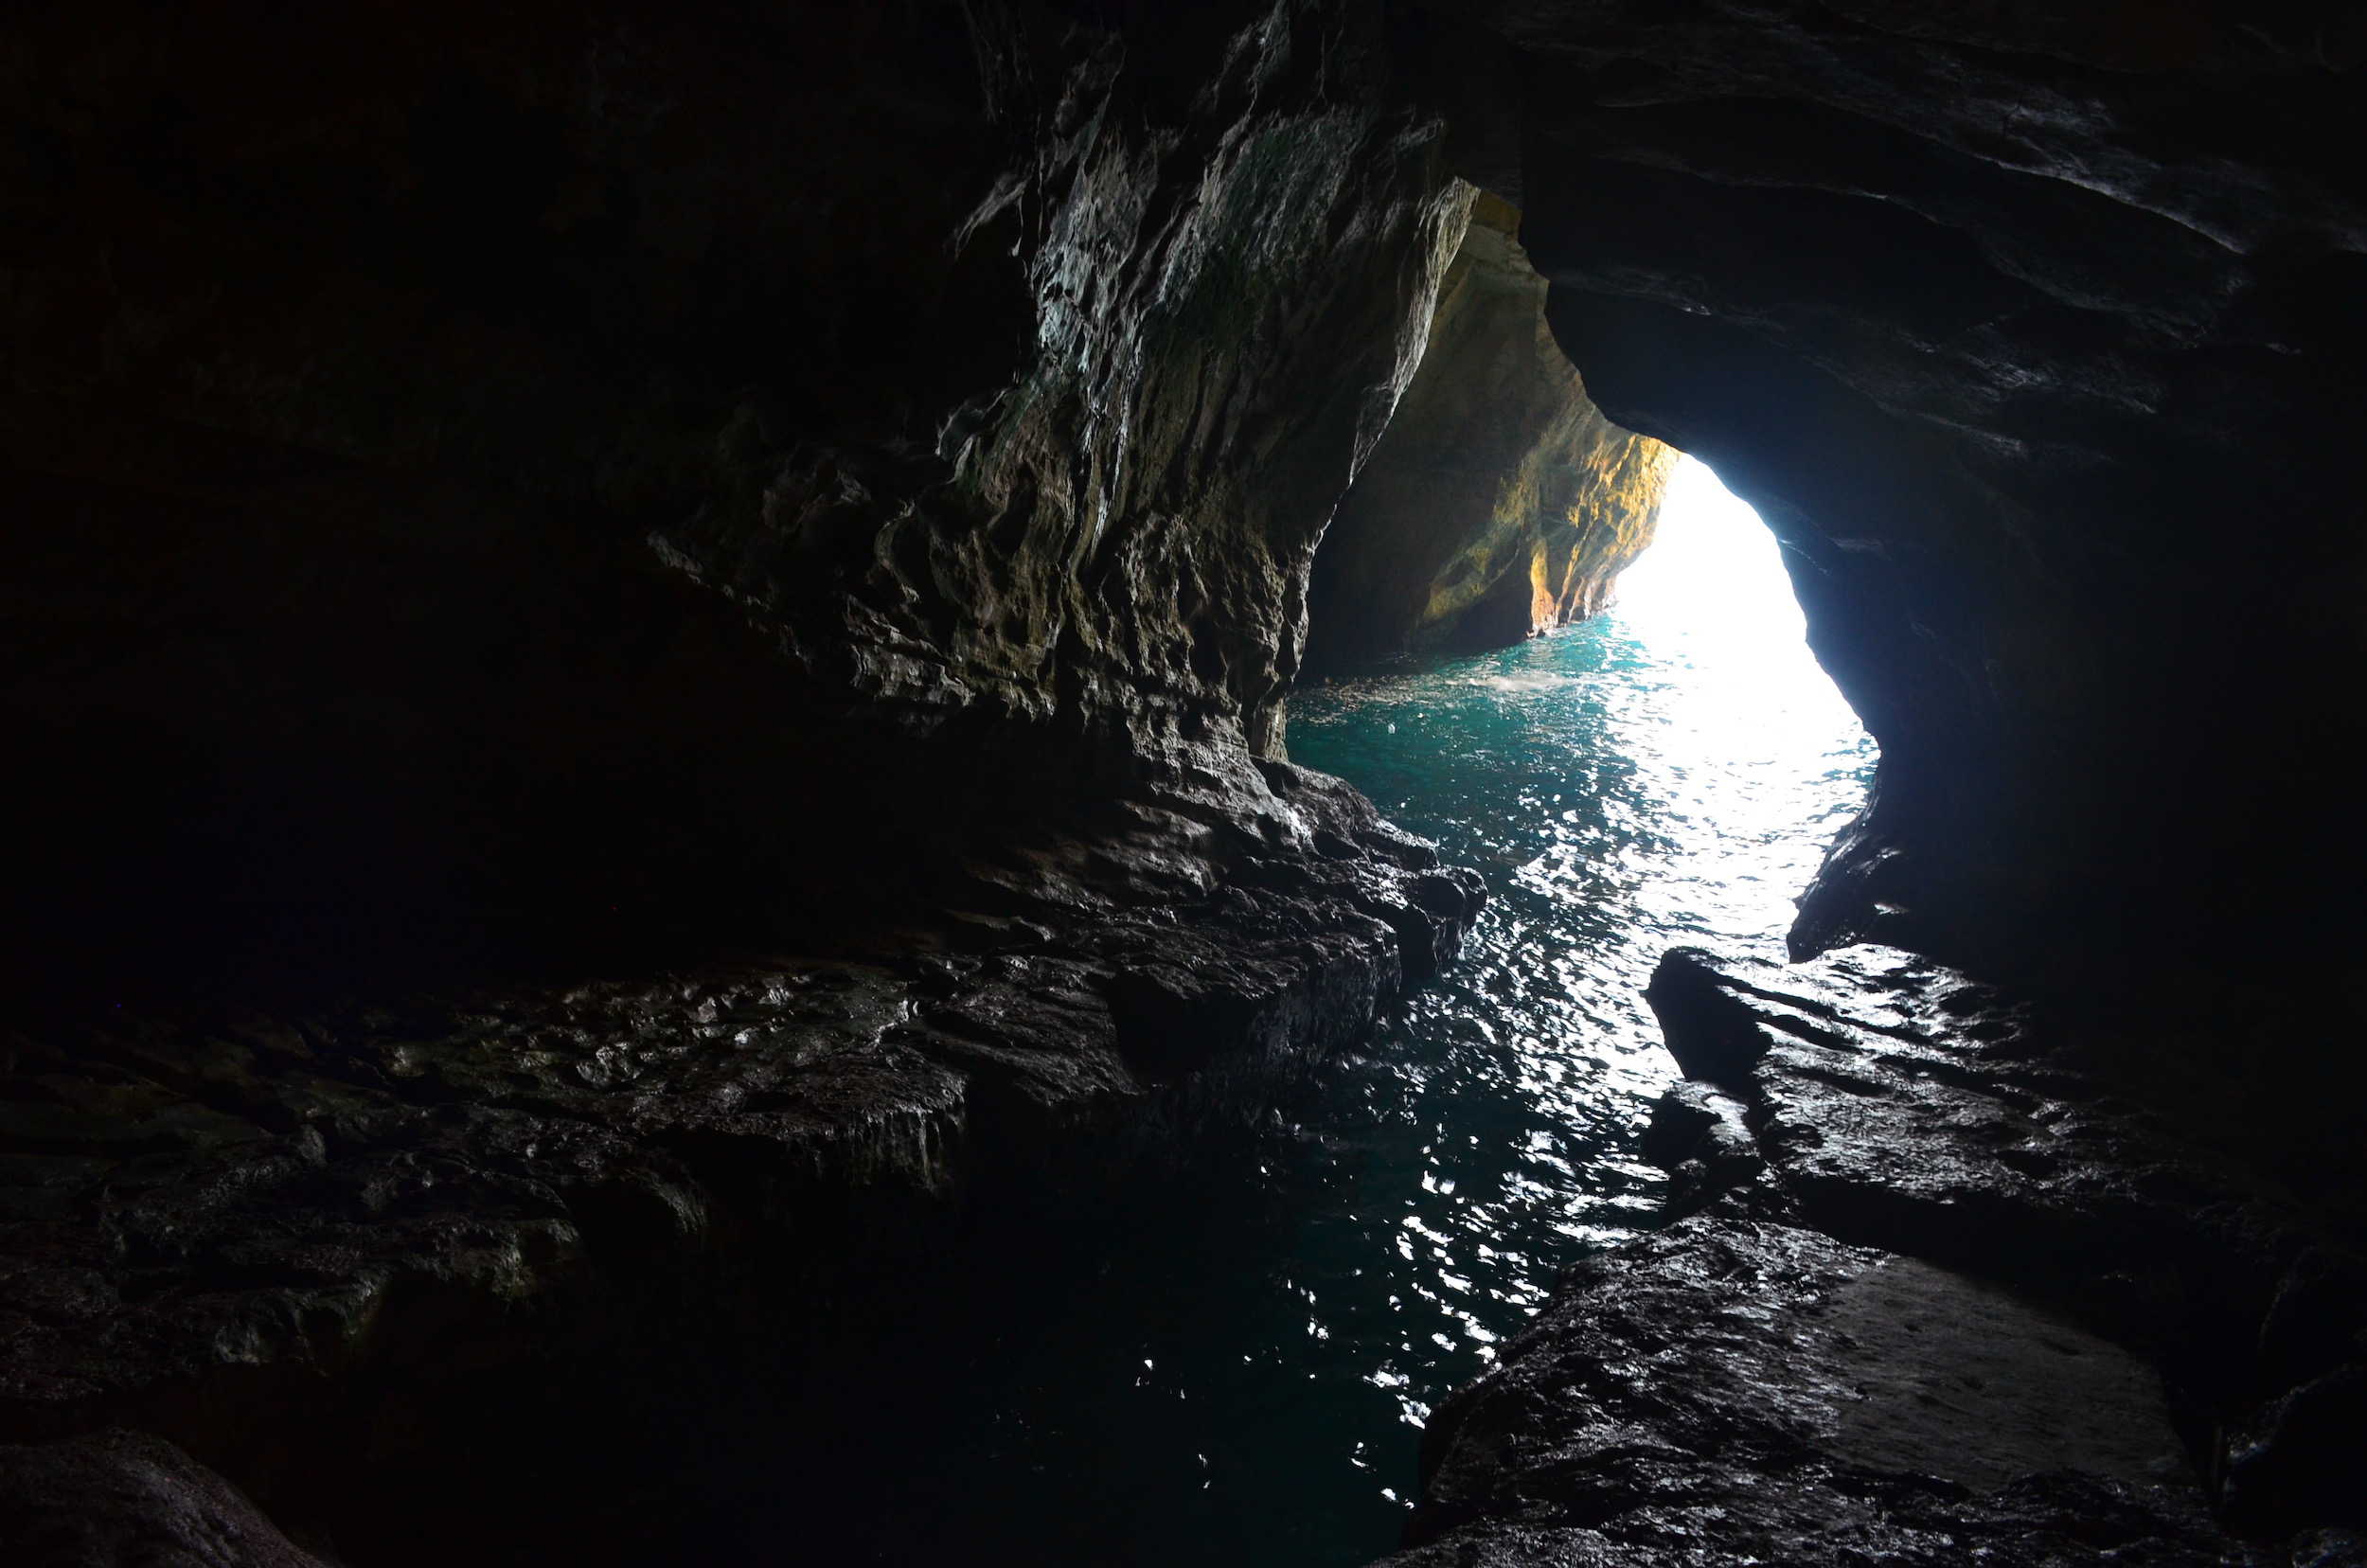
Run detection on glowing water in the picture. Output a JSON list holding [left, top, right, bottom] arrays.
[[1274, 456, 1875, 1454]]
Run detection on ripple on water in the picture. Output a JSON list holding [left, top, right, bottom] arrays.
[[1272, 602, 1875, 1539]]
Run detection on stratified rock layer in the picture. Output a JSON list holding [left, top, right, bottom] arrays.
[[1304, 195, 1674, 673]]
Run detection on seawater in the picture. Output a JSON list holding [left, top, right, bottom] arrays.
[[767, 465, 1876, 1566]]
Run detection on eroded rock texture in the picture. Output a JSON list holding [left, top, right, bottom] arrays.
[[1302, 194, 1675, 673], [0, 768, 1479, 1557], [3, 0, 1478, 995]]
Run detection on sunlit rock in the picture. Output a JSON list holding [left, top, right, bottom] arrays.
[[1305, 194, 1676, 673]]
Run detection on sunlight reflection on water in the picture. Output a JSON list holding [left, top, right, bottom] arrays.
[[1284, 456, 1876, 1456]]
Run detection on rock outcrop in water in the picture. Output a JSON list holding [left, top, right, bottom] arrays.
[[1379, 948, 2367, 1565], [1302, 195, 1676, 674]]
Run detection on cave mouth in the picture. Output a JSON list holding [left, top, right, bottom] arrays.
[[1597, 453, 1878, 943], [1616, 455, 1823, 671]]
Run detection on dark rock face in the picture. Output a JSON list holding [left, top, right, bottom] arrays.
[[1382, 947, 2367, 1565], [2, 0, 1476, 994], [1, 1, 1494, 1557], [1302, 194, 1673, 673], [1470, 0, 2367, 979]]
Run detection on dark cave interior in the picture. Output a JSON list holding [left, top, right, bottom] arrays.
[[4, 2, 2365, 1563]]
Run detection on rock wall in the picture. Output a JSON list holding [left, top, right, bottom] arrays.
[[1470, 0, 2367, 981], [1, 0, 1477, 994], [7, 0, 2367, 1562], [1303, 194, 1675, 674], [0, 1, 1497, 1557]]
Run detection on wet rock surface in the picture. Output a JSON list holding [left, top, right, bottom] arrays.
[[1379, 947, 2367, 1566]]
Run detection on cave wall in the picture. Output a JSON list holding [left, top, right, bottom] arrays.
[[1303, 193, 1675, 674], [1, 0, 1482, 996], [0, 4, 1510, 1549], [8, 0, 2367, 1560], [1456, 0, 2367, 981], [33, 0, 2341, 990]]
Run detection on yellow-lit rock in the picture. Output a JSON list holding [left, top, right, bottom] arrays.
[[1304, 192, 1676, 671]]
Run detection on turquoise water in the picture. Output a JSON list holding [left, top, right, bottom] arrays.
[[758, 466, 1877, 1565]]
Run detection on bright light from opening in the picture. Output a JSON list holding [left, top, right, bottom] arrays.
[[1594, 453, 1870, 911], [1612, 456, 1805, 651]]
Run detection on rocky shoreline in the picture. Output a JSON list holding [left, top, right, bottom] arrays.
[[18, 918, 2361, 1566], [1376, 946, 2366, 1566]]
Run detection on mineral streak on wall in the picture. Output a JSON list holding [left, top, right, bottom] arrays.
[[1303, 192, 1677, 674]]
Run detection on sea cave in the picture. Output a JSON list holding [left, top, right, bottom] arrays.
[[3, 3, 2364, 1564]]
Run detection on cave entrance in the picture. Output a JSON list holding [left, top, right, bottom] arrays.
[[1599, 453, 1877, 943], [1201, 452, 1878, 1555]]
